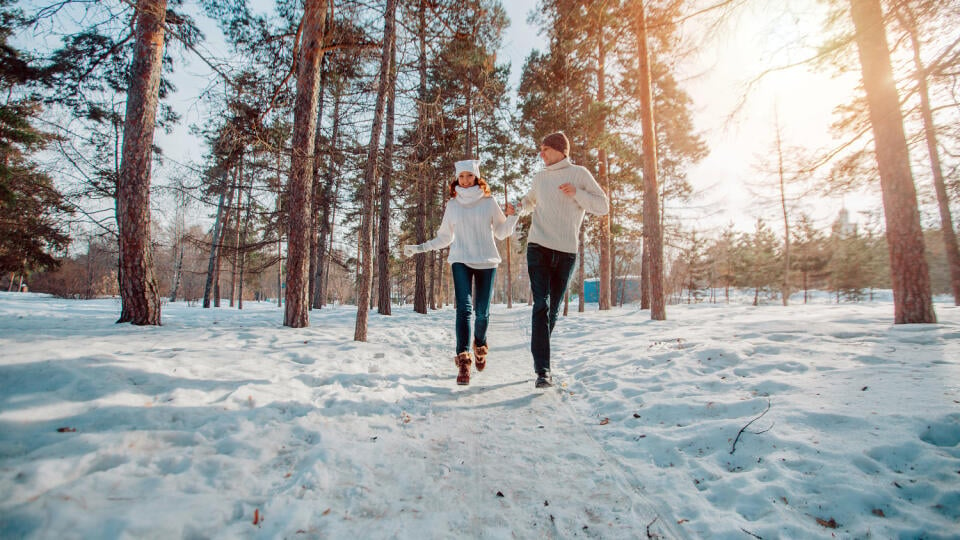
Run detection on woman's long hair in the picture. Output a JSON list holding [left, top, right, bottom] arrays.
[[449, 176, 491, 199]]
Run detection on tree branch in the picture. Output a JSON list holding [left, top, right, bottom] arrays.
[[730, 399, 772, 454]]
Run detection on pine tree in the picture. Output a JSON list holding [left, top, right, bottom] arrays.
[[284, 0, 328, 328], [791, 213, 830, 304], [838, 0, 936, 323], [737, 218, 782, 306]]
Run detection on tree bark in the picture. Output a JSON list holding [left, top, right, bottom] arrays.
[[413, 0, 429, 315], [578, 227, 585, 312], [377, 33, 398, 315], [116, 0, 166, 325], [230, 156, 243, 307], [849, 0, 935, 323], [310, 58, 327, 310], [635, 1, 665, 320], [284, 0, 328, 328], [596, 9, 612, 311], [355, 0, 397, 341], [640, 238, 650, 310]]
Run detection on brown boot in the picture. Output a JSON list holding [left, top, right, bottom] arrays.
[[473, 343, 488, 372], [455, 352, 472, 385]]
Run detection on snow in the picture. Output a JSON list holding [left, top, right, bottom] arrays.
[[1, 291, 958, 539]]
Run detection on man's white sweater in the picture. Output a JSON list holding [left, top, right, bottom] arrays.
[[519, 158, 609, 254], [417, 186, 519, 269]]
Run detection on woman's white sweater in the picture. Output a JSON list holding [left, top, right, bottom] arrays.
[[416, 186, 519, 269], [519, 158, 610, 254]]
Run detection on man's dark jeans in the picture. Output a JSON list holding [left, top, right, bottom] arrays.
[[450, 263, 496, 355], [527, 243, 577, 374]]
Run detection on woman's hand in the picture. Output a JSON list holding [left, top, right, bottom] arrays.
[[504, 202, 516, 216], [402, 245, 421, 257]]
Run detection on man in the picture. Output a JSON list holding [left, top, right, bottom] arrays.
[[518, 132, 609, 388]]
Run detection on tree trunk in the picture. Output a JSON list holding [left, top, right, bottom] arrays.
[[316, 87, 343, 309], [465, 90, 473, 158], [377, 33, 398, 315], [169, 187, 186, 302], [310, 58, 327, 310], [202, 182, 229, 308], [775, 115, 790, 306], [238, 178, 252, 309], [596, 12, 612, 311], [169, 241, 184, 302], [284, 0, 328, 328], [355, 0, 397, 341], [413, 0, 429, 315], [578, 228, 585, 312], [276, 139, 284, 308], [898, 6, 960, 306], [214, 176, 236, 308], [640, 239, 650, 309], [230, 156, 243, 308], [116, 0, 165, 325], [849, 0, 935, 323], [635, 1, 665, 320], [505, 183, 513, 309]]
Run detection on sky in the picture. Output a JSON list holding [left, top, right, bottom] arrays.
[[150, 0, 871, 236], [1, 291, 958, 538]]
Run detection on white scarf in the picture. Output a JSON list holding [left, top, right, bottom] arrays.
[[455, 185, 485, 206]]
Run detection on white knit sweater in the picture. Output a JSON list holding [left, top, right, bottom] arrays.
[[416, 186, 519, 269], [519, 158, 609, 253]]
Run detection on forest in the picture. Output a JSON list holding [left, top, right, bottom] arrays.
[[2, 0, 959, 331]]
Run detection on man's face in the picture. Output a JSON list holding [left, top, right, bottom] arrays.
[[540, 145, 565, 166]]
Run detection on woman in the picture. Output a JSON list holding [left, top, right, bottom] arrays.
[[403, 159, 518, 385]]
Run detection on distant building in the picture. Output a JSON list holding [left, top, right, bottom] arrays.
[[583, 276, 642, 303], [834, 207, 858, 237]]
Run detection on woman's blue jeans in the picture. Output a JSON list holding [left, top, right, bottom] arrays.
[[450, 263, 496, 355], [526, 243, 577, 374]]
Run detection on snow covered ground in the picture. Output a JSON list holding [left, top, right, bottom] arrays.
[[1, 291, 958, 539]]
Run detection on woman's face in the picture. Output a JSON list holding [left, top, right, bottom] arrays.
[[457, 171, 477, 187]]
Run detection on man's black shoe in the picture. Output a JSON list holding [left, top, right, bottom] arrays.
[[535, 370, 552, 388]]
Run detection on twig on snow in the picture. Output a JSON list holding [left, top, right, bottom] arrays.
[[645, 516, 661, 539], [741, 527, 763, 539], [730, 399, 773, 455]]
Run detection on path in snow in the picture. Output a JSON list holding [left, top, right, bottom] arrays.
[[313, 307, 680, 539]]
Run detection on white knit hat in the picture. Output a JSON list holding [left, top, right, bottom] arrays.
[[454, 159, 481, 177]]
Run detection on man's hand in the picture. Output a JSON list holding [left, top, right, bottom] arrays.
[[402, 245, 421, 257], [559, 183, 577, 197], [504, 202, 516, 216]]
